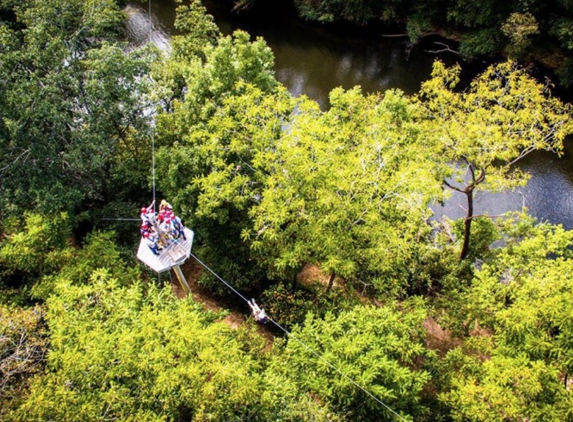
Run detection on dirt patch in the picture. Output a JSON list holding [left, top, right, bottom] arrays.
[[297, 263, 345, 289], [173, 259, 244, 315], [424, 317, 459, 356], [166, 258, 275, 345]]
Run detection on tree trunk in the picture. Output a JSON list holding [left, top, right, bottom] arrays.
[[326, 271, 336, 292], [459, 188, 473, 260], [444, 164, 484, 261]]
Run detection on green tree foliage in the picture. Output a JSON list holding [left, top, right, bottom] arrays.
[[260, 282, 352, 328], [458, 28, 503, 58], [246, 87, 443, 294], [0, 0, 156, 218], [154, 17, 284, 291], [272, 299, 432, 421], [418, 60, 573, 259], [294, 0, 385, 24], [501, 12, 540, 58], [157, 84, 292, 292], [289, 0, 573, 86], [12, 270, 338, 421], [170, 0, 220, 61], [152, 0, 221, 111], [0, 211, 139, 299], [0, 213, 72, 284], [30, 230, 142, 300], [464, 214, 573, 370], [433, 214, 573, 420], [155, 26, 277, 147], [441, 351, 568, 421]]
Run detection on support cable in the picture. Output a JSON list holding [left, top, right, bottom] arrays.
[[148, 0, 156, 210], [189, 252, 408, 422]]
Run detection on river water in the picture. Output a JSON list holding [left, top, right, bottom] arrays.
[[126, 0, 573, 229]]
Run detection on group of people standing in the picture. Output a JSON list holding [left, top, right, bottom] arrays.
[[140, 200, 186, 256], [139, 200, 268, 325]]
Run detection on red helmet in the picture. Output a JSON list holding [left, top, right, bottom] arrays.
[[165, 219, 171, 224], [140, 207, 147, 214]]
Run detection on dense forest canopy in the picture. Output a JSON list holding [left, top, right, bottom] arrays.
[[1, 0, 573, 420]]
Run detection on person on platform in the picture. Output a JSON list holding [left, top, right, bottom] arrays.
[[142, 230, 162, 256], [140, 201, 156, 226]]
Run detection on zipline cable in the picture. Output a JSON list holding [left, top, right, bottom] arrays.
[[102, 218, 140, 221], [189, 252, 250, 303], [268, 317, 409, 422], [189, 252, 409, 422]]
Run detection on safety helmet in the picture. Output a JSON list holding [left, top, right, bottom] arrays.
[[140, 207, 147, 214], [160, 199, 167, 206]]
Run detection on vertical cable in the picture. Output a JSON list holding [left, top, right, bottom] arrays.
[[148, 0, 156, 211], [152, 123, 156, 209]]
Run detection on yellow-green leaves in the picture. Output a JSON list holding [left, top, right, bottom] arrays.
[[274, 300, 431, 421], [0, 213, 71, 279], [17, 273, 265, 421], [418, 60, 573, 258], [248, 87, 443, 292], [438, 214, 573, 421], [419, 60, 573, 192]]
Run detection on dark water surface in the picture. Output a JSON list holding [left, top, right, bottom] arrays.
[[127, 0, 573, 229]]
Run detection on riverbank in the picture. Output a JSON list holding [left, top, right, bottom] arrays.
[[220, 0, 572, 100]]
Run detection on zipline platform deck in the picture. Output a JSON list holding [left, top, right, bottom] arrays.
[[137, 228, 194, 273]]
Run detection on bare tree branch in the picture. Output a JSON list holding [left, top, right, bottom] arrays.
[[443, 179, 465, 193], [425, 42, 461, 55], [1, 149, 31, 173]]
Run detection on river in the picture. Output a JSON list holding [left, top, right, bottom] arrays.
[[126, 0, 573, 229]]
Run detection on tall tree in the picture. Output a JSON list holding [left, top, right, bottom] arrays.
[[154, 7, 283, 290], [417, 60, 573, 259], [247, 87, 443, 294], [0, 0, 155, 218]]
